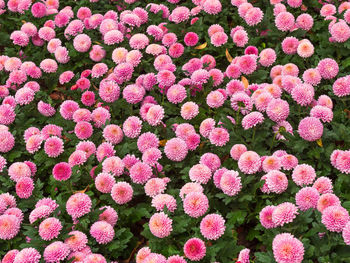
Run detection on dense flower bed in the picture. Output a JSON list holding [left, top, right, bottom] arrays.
[[0, 0, 350, 262]]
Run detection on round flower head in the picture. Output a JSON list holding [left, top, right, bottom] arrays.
[[272, 233, 304, 263], [0, 214, 20, 240], [333, 76, 350, 97], [237, 248, 250, 263], [152, 194, 177, 212], [3, 249, 19, 263], [66, 193, 92, 219], [43, 241, 70, 263], [259, 48, 276, 67], [183, 238, 206, 261], [282, 37, 299, 54], [103, 125, 123, 145], [149, 212, 173, 238], [44, 136, 64, 158], [238, 151, 261, 174], [260, 206, 277, 229], [297, 39, 314, 58], [184, 32, 199, 47], [265, 170, 288, 194], [310, 105, 333, 123], [244, 7, 263, 26], [199, 153, 221, 172], [200, 213, 225, 240], [83, 253, 107, 263], [280, 154, 298, 170], [209, 127, 229, 147], [95, 173, 116, 193], [111, 182, 133, 205], [330, 22, 350, 43], [343, 222, 350, 245], [123, 116, 142, 139], [220, 170, 242, 196], [167, 255, 186, 263], [313, 176, 333, 194], [189, 164, 212, 184], [8, 162, 31, 182], [230, 92, 253, 114], [60, 100, 79, 120], [238, 55, 257, 75], [145, 178, 168, 197], [90, 221, 114, 244], [295, 187, 320, 211], [317, 58, 338, 80], [298, 117, 323, 142], [0, 130, 14, 153], [164, 138, 188, 162], [129, 33, 149, 49], [146, 105, 165, 126], [292, 164, 316, 186], [291, 83, 314, 106], [322, 205, 350, 232], [230, 144, 247, 161], [99, 206, 118, 226], [73, 34, 91, 52], [130, 162, 152, 184], [183, 192, 209, 218], [39, 217, 62, 241], [317, 193, 341, 213], [16, 177, 34, 199], [272, 202, 298, 227], [167, 84, 187, 104], [102, 156, 124, 176], [275, 11, 295, 31], [0, 104, 15, 125], [242, 111, 264, 129], [262, 156, 281, 172], [91, 107, 111, 128], [65, 231, 88, 252], [13, 248, 41, 263]]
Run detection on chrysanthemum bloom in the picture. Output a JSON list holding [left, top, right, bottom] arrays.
[[167, 255, 186, 263], [66, 193, 92, 219], [0, 104, 15, 125], [99, 206, 118, 226], [297, 39, 314, 58], [90, 221, 114, 244], [38, 217, 62, 241], [98, 80, 120, 103], [335, 151, 350, 174], [91, 107, 111, 128], [330, 22, 350, 43], [262, 156, 281, 172], [73, 34, 91, 52], [272, 202, 299, 228], [302, 68, 321, 86], [320, 4, 336, 16], [129, 33, 149, 49], [230, 144, 247, 161], [295, 187, 320, 211], [0, 214, 20, 240], [238, 151, 261, 174], [43, 136, 64, 158], [242, 111, 264, 129], [322, 205, 350, 232], [189, 164, 212, 184], [179, 183, 204, 200], [259, 206, 277, 229], [102, 125, 123, 145], [183, 192, 209, 218], [166, 84, 187, 104], [95, 173, 116, 194], [129, 162, 152, 184], [146, 105, 165, 126], [13, 248, 41, 263], [39, 59, 58, 73], [164, 138, 188, 162], [136, 247, 152, 263], [238, 55, 257, 75], [111, 182, 133, 205], [244, 7, 263, 26], [317, 193, 341, 213], [236, 248, 250, 263], [220, 170, 242, 196], [292, 83, 315, 106], [259, 48, 276, 67], [199, 153, 221, 172], [122, 84, 145, 104], [184, 32, 199, 46], [265, 170, 288, 194], [312, 176, 333, 194], [16, 177, 34, 199], [2, 249, 19, 263], [183, 238, 206, 261], [151, 194, 177, 212], [200, 213, 225, 240], [43, 241, 70, 263], [333, 76, 350, 97], [317, 58, 339, 80], [145, 178, 168, 197], [226, 80, 244, 96], [65, 231, 88, 252], [10, 30, 29, 47], [59, 100, 79, 120], [281, 37, 299, 55], [298, 117, 323, 142], [83, 253, 107, 263], [275, 11, 295, 31], [8, 162, 31, 182], [296, 13, 313, 31], [102, 156, 124, 177], [291, 164, 316, 186], [310, 105, 333, 123], [272, 233, 304, 263], [73, 121, 92, 140], [149, 212, 173, 238], [209, 127, 229, 147], [199, 118, 215, 138], [95, 142, 115, 163]]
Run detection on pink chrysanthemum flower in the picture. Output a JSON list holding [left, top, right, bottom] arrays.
[[103, 125, 123, 145], [295, 187, 320, 211], [99, 206, 118, 226], [152, 194, 177, 212], [291, 83, 314, 106], [275, 11, 295, 31], [281, 37, 299, 55], [242, 111, 264, 129], [333, 76, 350, 97], [199, 152, 221, 172], [317, 193, 341, 213], [44, 136, 64, 158], [292, 164, 316, 186], [111, 182, 133, 205], [183, 192, 209, 218], [272, 202, 298, 227], [230, 144, 247, 161], [123, 116, 142, 139], [16, 177, 34, 199], [297, 39, 314, 58], [129, 162, 152, 184], [13, 248, 41, 263], [102, 156, 124, 176], [220, 170, 242, 196], [149, 212, 172, 238], [230, 92, 253, 115], [164, 138, 188, 162], [317, 58, 338, 80], [91, 107, 111, 128], [272, 233, 304, 263], [298, 117, 323, 142], [262, 156, 281, 172], [209, 127, 229, 147], [0, 214, 20, 240], [260, 206, 277, 229], [43, 241, 70, 263], [2, 249, 19, 263], [90, 221, 114, 244], [313, 176, 333, 194], [39, 217, 62, 241], [322, 205, 350, 232], [8, 162, 31, 182], [280, 154, 298, 170], [0, 130, 15, 153], [330, 22, 350, 43], [238, 151, 261, 174], [265, 170, 288, 194], [189, 164, 212, 184], [238, 248, 250, 263], [66, 193, 92, 219], [200, 213, 225, 240], [183, 238, 206, 261], [95, 173, 115, 193]]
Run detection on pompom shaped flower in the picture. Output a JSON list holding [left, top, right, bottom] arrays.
[[242, 111, 264, 129], [183, 238, 206, 261], [146, 105, 165, 126], [183, 192, 209, 218], [181, 102, 199, 120], [95, 173, 116, 193], [43, 241, 70, 263], [238, 151, 261, 174], [297, 39, 314, 58], [200, 213, 225, 240], [66, 193, 92, 219], [90, 221, 114, 244], [16, 177, 34, 199], [152, 194, 177, 212], [272, 233, 304, 263], [73, 34, 91, 52], [291, 83, 314, 106], [111, 182, 133, 205], [65, 231, 88, 252], [272, 202, 298, 227], [209, 127, 229, 147], [333, 76, 350, 97], [295, 187, 320, 211], [149, 212, 173, 238], [282, 37, 299, 54], [298, 117, 323, 142], [260, 206, 277, 229], [330, 22, 350, 43], [39, 217, 62, 241], [123, 116, 142, 139], [317, 58, 339, 80], [0, 214, 20, 240], [130, 162, 153, 184], [265, 170, 288, 194], [164, 138, 188, 162], [189, 164, 212, 184], [292, 164, 316, 186], [275, 12, 295, 31], [13, 248, 41, 263], [44, 136, 64, 158], [220, 170, 242, 196], [266, 98, 289, 122], [313, 176, 333, 194], [322, 206, 350, 232]]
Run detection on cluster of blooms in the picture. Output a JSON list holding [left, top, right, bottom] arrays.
[[0, 0, 349, 262]]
